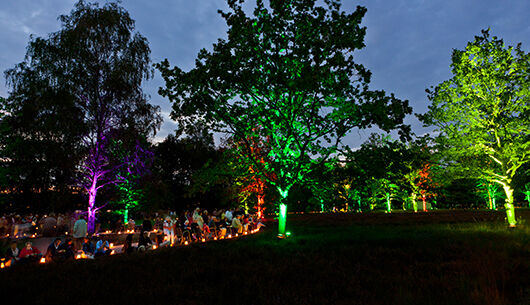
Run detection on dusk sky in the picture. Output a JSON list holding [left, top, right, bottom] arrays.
[[1, 0, 529, 147]]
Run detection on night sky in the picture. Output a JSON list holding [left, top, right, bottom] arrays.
[[1, 0, 529, 147]]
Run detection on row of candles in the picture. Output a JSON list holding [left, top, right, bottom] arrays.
[[1, 227, 261, 268]]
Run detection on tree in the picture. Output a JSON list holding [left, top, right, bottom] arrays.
[[351, 134, 406, 212], [152, 124, 220, 211], [111, 140, 154, 223], [476, 180, 503, 209], [1, 71, 86, 207], [224, 133, 274, 219], [421, 29, 530, 226], [158, 0, 411, 236], [3, 1, 161, 230], [523, 183, 530, 208]]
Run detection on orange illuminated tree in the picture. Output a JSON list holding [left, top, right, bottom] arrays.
[[226, 132, 275, 219]]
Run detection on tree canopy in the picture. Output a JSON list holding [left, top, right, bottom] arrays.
[[158, 0, 411, 235], [421, 29, 530, 226], [1, 1, 161, 225]]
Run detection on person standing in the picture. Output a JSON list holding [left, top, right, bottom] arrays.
[[73, 216, 88, 251]]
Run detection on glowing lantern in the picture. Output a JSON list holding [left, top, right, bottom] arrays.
[[235, 233, 238, 237], [227, 234, 232, 239], [76, 254, 81, 259], [1, 262, 4, 269], [214, 236, 218, 240], [110, 250, 115, 255], [109, 243, 114, 248], [152, 245, 157, 250], [244, 232, 248, 235], [184, 241, 189, 245], [39, 257, 46, 264], [202, 238, 206, 242]]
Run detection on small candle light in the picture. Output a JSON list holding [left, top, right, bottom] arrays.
[[184, 241, 188, 245], [152, 245, 157, 250], [39, 257, 46, 264], [201, 238, 206, 242]]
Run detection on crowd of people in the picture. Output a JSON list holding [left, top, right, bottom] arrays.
[[1, 207, 265, 268], [0, 212, 85, 239]]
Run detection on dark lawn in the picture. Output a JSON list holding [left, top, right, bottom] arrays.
[[2, 210, 530, 305]]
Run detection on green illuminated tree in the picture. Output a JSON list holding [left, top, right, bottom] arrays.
[[523, 183, 530, 208], [158, 0, 411, 236], [476, 180, 503, 210], [111, 139, 154, 223], [421, 29, 530, 226], [351, 134, 406, 212]]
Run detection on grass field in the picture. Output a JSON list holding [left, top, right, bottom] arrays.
[[2, 210, 530, 305]]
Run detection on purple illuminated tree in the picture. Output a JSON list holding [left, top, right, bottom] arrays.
[[3, 1, 160, 232]]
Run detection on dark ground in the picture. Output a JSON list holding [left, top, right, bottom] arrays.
[[2, 209, 530, 305]]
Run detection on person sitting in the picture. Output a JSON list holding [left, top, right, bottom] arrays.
[[45, 238, 63, 262], [137, 231, 152, 252], [58, 238, 75, 260], [231, 214, 243, 234], [123, 234, 136, 254], [82, 237, 95, 256], [95, 238, 111, 257], [5, 241, 20, 266], [18, 241, 42, 263]]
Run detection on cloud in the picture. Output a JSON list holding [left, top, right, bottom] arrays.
[[1, 0, 529, 147]]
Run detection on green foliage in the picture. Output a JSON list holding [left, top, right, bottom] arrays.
[[476, 179, 503, 209], [421, 29, 530, 191], [157, 0, 411, 214], [421, 29, 530, 225], [523, 183, 530, 207]]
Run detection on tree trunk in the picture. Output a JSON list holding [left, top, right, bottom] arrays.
[[487, 186, 493, 209], [386, 193, 391, 213], [422, 194, 427, 212], [502, 185, 516, 227], [411, 193, 418, 213], [277, 187, 289, 237], [257, 194, 264, 219], [87, 176, 98, 234]]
